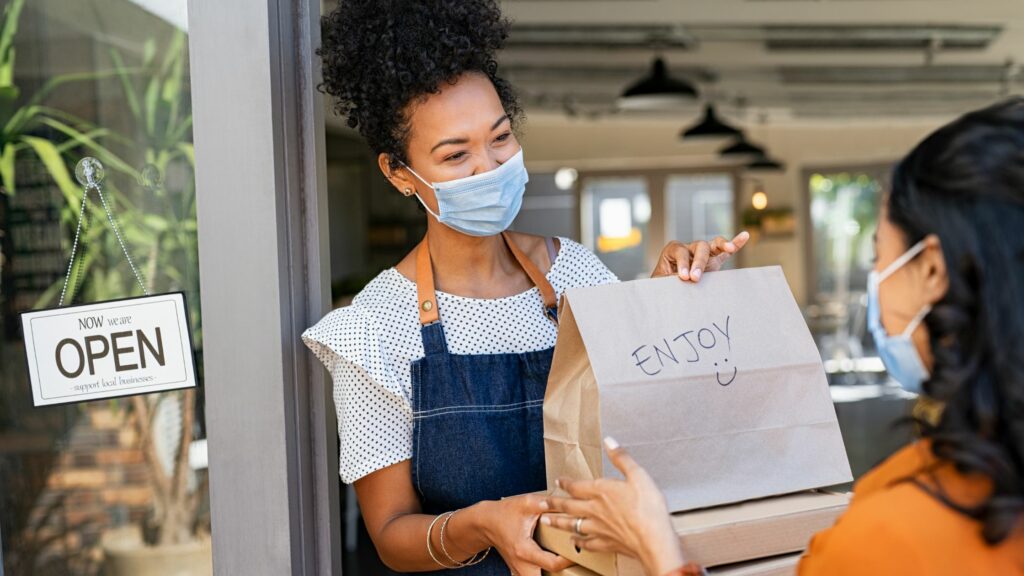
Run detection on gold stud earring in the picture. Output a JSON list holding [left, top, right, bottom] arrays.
[[403, 188, 413, 196]]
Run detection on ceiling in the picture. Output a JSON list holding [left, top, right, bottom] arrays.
[[495, 0, 1024, 123]]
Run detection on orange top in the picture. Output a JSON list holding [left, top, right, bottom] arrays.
[[798, 440, 1024, 576]]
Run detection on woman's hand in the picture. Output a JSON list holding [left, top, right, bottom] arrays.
[[480, 493, 575, 576], [543, 438, 684, 576], [653, 231, 750, 282]]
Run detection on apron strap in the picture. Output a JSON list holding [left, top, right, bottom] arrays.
[[501, 232, 558, 311], [416, 237, 440, 325], [415, 233, 559, 326], [544, 236, 558, 269]]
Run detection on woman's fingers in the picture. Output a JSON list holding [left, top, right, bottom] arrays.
[[519, 540, 575, 573], [603, 436, 641, 479], [668, 242, 691, 280], [705, 231, 752, 272], [709, 235, 733, 255], [688, 241, 711, 281], [545, 495, 592, 518], [732, 230, 750, 250]]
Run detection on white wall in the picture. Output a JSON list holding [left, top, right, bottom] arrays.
[[520, 112, 947, 305]]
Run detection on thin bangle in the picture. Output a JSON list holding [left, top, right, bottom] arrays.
[[440, 510, 490, 567], [427, 513, 457, 569]]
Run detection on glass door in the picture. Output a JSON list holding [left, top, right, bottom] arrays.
[[664, 174, 736, 269], [581, 177, 652, 281], [0, 1, 209, 574]]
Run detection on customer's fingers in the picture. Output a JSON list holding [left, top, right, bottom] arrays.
[[570, 535, 620, 554], [545, 495, 592, 518], [557, 476, 604, 499], [603, 436, 641, 479]]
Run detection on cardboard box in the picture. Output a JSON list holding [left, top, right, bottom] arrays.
[[537, 490, 848, 576], [709, 553, 802, 576], [547, 565, 602, 576], [547, 553, 803, 576]]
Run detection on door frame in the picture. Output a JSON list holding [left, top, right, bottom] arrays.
[[188, 0, 339, 574]]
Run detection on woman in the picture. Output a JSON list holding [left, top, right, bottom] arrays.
[[302, 2, 747, 575], [544, 98, 1024, 575]]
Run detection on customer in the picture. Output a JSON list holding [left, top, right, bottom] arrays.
[[544, 98, 1024, 575]]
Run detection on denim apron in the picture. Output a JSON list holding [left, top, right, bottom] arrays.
[[411, 232, 558, 575]]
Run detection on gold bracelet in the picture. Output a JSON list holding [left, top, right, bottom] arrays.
[[439, 510, 490, 568], [427, 513, 458, 569]]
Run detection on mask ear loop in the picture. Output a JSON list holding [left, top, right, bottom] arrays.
[[397, 161, 443, 221], [875, 238, 932, 337], [878, 238, 929, 283], [902, 303, 932, 337]]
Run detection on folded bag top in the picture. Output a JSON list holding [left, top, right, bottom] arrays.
[[543, 265, 852, 513]]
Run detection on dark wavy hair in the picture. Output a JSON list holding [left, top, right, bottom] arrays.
[[317, 0, 524, 171], [888, 97, 1024, 543]]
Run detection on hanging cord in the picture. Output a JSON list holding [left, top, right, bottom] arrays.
[[58, 158, 149, 307]]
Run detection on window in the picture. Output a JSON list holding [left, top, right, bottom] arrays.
[[581, 177, 651, 280], [805, 166, 890, 364], [665, 174, 735, 269], [0, 2, 210, 574]]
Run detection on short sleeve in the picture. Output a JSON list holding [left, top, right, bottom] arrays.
[[301, 307, 413, 483], [552, 237, 620, 289]]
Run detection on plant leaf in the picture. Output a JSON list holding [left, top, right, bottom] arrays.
[[20, 135, 79, 207], [108, 46, 142, 123], [37, 117, 139, 179], [0, 142, 14, 195]]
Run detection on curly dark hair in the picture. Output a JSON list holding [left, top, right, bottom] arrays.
[[888, 97, 1024, 544], [317, 0, 524, 171]]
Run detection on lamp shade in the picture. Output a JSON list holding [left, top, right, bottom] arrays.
[[746, 155, 786, 171], [680, 104, 743, 140], [719, 137, 766, 158], [618, 57, 699, 109]]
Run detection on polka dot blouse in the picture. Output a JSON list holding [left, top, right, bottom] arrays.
[[301, 237, 619, 483]]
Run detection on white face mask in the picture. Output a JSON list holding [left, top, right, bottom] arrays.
[[402, 148, 528, 237], [867, 239, 931, 393]]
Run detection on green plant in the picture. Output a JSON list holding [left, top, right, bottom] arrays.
[[3, 0, 204, 549], [72, 30, 204, 548]]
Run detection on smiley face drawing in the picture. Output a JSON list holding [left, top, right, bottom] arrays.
[[714, 358, 737, 386]]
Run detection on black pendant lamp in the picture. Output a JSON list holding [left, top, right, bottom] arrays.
[[618, 57, 699, 109], [680, 104, 743, 140], [719, 137, 766, 158], [746, 154, 786, 172]]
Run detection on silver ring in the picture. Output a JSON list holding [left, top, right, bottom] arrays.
[[573, 516, 585, 536]]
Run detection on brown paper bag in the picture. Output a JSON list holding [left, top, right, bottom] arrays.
[[543, 266, 852, 513]]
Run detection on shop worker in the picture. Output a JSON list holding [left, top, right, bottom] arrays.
[[301, 1, 747, 575], [543, 98, 1024, 576]]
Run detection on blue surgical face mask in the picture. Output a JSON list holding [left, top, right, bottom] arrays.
[[867, 239, 931, 393], [402, 147, 528, 237]]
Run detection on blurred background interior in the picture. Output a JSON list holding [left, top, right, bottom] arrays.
[[0, 0, 1021, 574]]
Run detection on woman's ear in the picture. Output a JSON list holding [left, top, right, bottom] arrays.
[[920, 233, 949, 305], [378, 152, 417, 197]]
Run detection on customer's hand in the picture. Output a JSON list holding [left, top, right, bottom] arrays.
[[543, 438, 684, 576], [480, 493, 575, 576], [653, 231, 750, 282]]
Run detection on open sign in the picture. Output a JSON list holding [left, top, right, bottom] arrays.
[[21, 292, 198, 406]]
